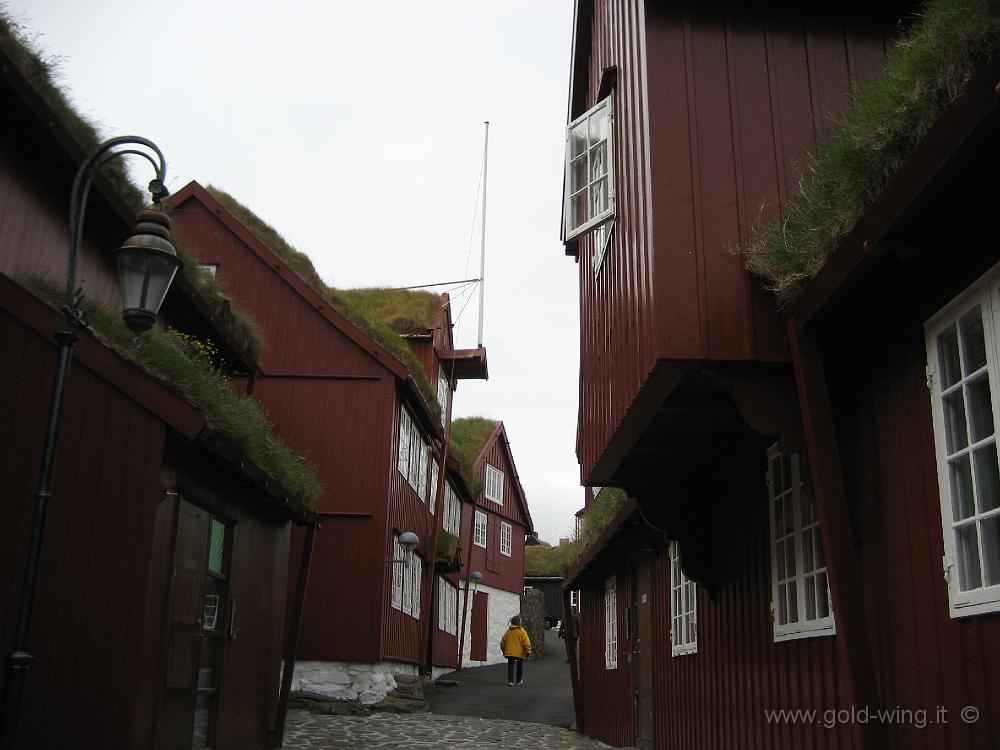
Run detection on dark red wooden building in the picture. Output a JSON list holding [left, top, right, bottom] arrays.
[[0, 38, 316, 750], [560, 0, 999, 748], [167, 183, 488, 697]]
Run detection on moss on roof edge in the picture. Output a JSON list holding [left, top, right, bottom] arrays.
[[19, 274, 322, 509], [742, 0, 1000, 302]]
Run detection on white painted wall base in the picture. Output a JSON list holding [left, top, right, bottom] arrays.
[[291, 661, 417, 705], [458, 582, 521, 667]]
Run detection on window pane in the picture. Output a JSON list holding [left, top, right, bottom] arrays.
[[209, 519, 226, 575], [814, 528, 825, 568], [590, 142, 607, 181], [589, 107, 608, 144], [571, 192, 588, 228], [777, 585, 788, 625], [950, 455, 976, 520], [960, 307, 987, 374], [802, 529, 815, 574], [956, 522, 983, 591], [939, 326, 962, 389], [590, 177, 608, 215], [570, 121, 588, 157], [974, 444, 1000, 513], [785, 539, 796, 578], [801, 489, 814, 526], [775, 538, 786, 579], [943, 390, 969, 453], [786, 581, 799, 624], [783, 499, 795, 536], [982, 515, 1000, 587], [570, 155, 588, 193], [773, 499, 784, 539], [967, 374, 995, 442], [771, 455, 784, 492], [805, 576, 816, 621]]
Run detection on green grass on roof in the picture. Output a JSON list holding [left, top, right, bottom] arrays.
[[20, 274, 323, 509], [450, 416, 498, 497], [744, 0, 1000, 302], [337, 287, 442, 331], [206, 186, 442, 419], [0, 11, 267, 366]]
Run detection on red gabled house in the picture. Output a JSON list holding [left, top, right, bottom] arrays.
[[450, 418, 534, 666], [0, 31, 318, 750], [167, 183, 488, 701], [557, 1, 999, 749]]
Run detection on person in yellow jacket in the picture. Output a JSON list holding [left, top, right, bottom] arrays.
[[500, 615, 532, 685]]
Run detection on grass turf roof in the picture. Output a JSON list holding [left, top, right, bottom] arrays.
[[743, 0, 1000, 302], [449, 416, 498, 498], [206, 186, 442, 419], [20, 274, 323, 509], [0, 10, 266, 366], [337, 287, 442, 332]]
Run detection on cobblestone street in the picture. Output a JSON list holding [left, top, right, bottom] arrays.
[[283, 710, 610, 749]]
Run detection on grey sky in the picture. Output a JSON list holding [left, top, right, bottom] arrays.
[[6, 0, 581, 543]]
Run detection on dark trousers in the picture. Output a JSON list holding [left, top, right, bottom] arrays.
[[507, 657, 523, 683]]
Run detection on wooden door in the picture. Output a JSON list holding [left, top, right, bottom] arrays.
[[469, 591, 489, 661], [632, 559, 653, 749], [157, 499, 231, 750]]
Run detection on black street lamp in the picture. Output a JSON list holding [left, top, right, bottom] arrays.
[[0, 136, 180, 749]]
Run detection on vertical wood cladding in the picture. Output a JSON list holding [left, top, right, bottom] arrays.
[[576, 0, 892, 480]]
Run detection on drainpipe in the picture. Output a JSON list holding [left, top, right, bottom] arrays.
[[456, 493, 479, 666], [422, 434, 452, 676], [272, 520, 317, 748]]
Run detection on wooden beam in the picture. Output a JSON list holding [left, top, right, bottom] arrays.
[[787, 319, 884, 749], [561, 589, 585, 733]]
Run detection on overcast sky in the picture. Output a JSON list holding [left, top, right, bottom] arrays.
[[6, 0, 581, 543]]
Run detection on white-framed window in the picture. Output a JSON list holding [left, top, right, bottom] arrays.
[[569, 589, 582, 613], [500, 521, 513, 557], [485, 464, 504, 504], [474, 510, 488, 548], [437, 363, 451, 426], [592, 220, 614, 275], [197, 263, 218, 276], [564, 96, 615, 241], [444, 481, 462, 535], [397, 406, 430, 502], [437, 576, 458, 635], [669, 541, 697, 656], [390, 534, 422, 619], [429, 460, 439, 516], [926, 265, 1000, 618], [768, 444, 835, 641], [604, 575, 618, 670]]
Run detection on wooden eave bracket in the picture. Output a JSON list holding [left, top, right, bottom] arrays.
[[789, 56, 1000, 329]]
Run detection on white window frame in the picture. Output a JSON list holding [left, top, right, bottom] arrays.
[[500, 521, 513, 557], [398, 405, 430, 502], [767, 444, 836, 642], [474, 510, 488, 548], [604, 575, 618, 670], [669, 541, 697, 656], [926, 263, 1000, 618], [592, 219, 614, 275], [485, 464, 504, 504], [390, 533, 422, 619], [437, 363, 451, 426], [391, 536, 404, 611], [438, 576, 458, 635], [429, 460, 439, 516], [444, 481, 461, 535], [564, 96, 615, 241]]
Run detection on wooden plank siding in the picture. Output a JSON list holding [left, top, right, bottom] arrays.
[[575, 0, 895, 482]]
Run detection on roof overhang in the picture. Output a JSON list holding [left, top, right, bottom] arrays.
[[443, 347, 488, 380]]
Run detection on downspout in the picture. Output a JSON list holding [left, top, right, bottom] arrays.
[[562, 588, 584, 732], [271, 520, 317, 748], [421, 430, 451, 676], [456, 492, 480, 665]]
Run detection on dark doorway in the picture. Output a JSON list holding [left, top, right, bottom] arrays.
[[632, 559, 653, 749], [157, 498, 231, 750], [469, 591, 489, 661]]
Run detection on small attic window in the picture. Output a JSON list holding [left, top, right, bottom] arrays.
[[197, 263, 218, 276], [564, 97, 615, 241]]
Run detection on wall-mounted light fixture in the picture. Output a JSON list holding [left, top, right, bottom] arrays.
[[387, 531, 420, 564]]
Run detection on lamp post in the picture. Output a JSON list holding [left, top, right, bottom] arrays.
[[0, 136, 180, 749]]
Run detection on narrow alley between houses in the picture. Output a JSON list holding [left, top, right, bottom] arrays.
[[283, 643, 609, 749]]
